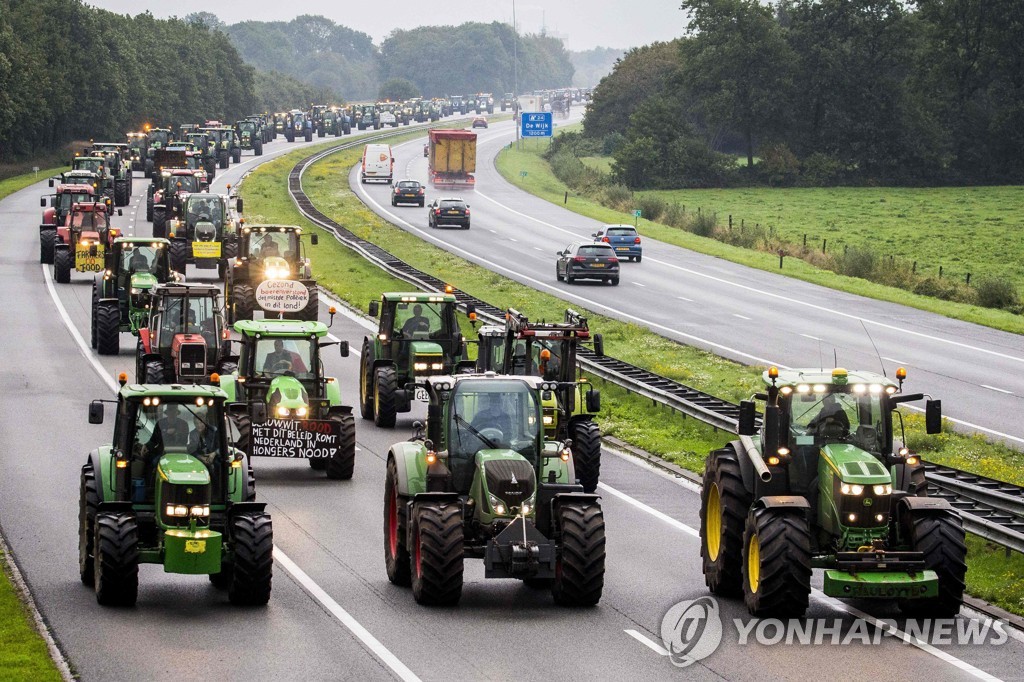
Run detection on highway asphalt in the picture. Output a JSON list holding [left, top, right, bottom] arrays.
[[0, 115, 1021, 681]]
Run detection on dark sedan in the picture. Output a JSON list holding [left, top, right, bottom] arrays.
[[555, 242, 620, 285], [392, 179, 425, 207], [428, 198, 470, 229]]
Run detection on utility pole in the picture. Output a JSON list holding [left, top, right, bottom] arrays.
[[513, 0, 519, 149]]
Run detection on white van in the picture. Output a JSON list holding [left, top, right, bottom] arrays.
[[361, 143, 394, 184]]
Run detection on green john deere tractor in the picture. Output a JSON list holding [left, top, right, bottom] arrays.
[[219, 318, 357, 480], [700, 366, 965, 618], [81, 380, 270, 606], [234, 119, 264, 156], [166, 191, 241, 279], [91, 237, 174, 355], [384, 373, 606, 606], [136, 283, 236, 384], [225, 224, 320, 323], [474, 308, 604, 493], [359, 292, 474, 428]]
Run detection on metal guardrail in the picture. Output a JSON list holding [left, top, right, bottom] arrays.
[[285, 136, 1024, 555]]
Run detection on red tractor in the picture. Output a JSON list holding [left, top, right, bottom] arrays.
[[151, 169, 204, 237], [40, 182, 96, 264], [52, 201, 123, 284]]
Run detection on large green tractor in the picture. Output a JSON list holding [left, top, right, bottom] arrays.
[[91, 238, 174, 355], [234, 119, 264, 156], [384, 373, 606, 606], [475, 308, 604, 493], [166, 191, 241, 279], [136, 283, 236, 384], [225, 224, 320, 323], [81, 380, 271, 606], [143, 127, 174, 178], [700, 366, 966, 618], [359, 292, 475, 428], [220, 318, 357, 480]]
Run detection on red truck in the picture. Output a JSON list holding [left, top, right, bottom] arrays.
[[427, 129, 477, 190]]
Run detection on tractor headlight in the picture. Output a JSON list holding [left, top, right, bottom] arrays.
[[521, 502, 531, 515], [413, 362, 428, 371], [296, 406, 308, 417], [190, 505, 210, 517], [872, 484, 892, 495], [430, 362, 443, 371], [488, 494, 507, 516], [276, 406, 290, 417], [264, 265, 290, 279], [840, 483, 864, 495], [131, 287, 141, 294], [166, 504, 189, 517]]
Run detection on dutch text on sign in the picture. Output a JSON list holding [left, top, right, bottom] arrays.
[[251, 418, 342, 459], [520, 112, 553, 138]]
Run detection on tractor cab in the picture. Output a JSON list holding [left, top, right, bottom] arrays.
[[147, 128, 173, 150], [167, 192, 239, 276], [126, 132, 148, 169], [107, 237, 172, 297], [71, 155, 106, 178], [152, 169, 204, 233], [236, 119, 257, 143], [41, 182, 96, 227], [137, 283, 231, 384], [374, 292, 463, 376], [226, 225, 319, 322]]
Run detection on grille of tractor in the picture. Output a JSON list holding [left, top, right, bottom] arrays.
[[159, 480, 210, 526], [194, 221, 217, 242], [485, 459, 536, 507], [177, 342, 207, 379]]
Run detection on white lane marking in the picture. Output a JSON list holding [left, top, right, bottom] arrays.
[[733, 314, 751, 321], [488, 229, 497, 234], [676, 296, 693, 302], [598, 478, 1002, 679], [801, 333, 821, 341], [982, 384, 1014, 395], [883, 357, 908, 365], [508, 237, 518, 242], [472, 188, 1024, 366], [319, 290, 377, 332], [42, 265, 419, 681], [274, 549, 421, 682], [625, 629, 669, 656], [533, 247, 544, 251], [633, 282, 645, 287], [353, 180, 782, 367]]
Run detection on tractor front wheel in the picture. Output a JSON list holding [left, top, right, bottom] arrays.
[[899, 508, 967, 617], [114, 179, 128, 206], [411, 501, 464, 606], [254, 140, 263, 156], [358, 340, 374, 419], [300, 285, 318, 321], [233, 284, 255, 321], [741, 505, 812, 618], [218, 150, 229, 169], [701, 444, 752, 597], [571, 420, 601, 493], [144, 159, 154, 178], [152, 208, 166, 238], [384, 457, 411, 586], [94, 511, 139, 606], [373, 366, 398, 428], [232, 149, 241, 164], [228, 511, 274, 606], [308, 457, 327, 471], [325, 413, 356, 480], [95, 301, 121, 356], [40, 229, 55, 264], [552, 501, 606, 606], [168, 240, 188, 274], [53, 248, 72, 283], [144, 358, 170, 384], [78, 463, 99, 585]]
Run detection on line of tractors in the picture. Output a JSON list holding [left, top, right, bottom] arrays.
[[49, 113, 966, 625]]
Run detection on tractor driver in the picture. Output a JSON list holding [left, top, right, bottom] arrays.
[[400, 304, 431, 336], [470, 393, 513, 445], [140, 403, 191, 477], [187, 415, 220, 466], [807, 393, 851, 440], [262, 339, 307, 374]]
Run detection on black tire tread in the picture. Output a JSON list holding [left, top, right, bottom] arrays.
[[700, 444, 752, 597], [571, 420, 601, 494], [552, 502, 606, 606], [411, 502, 463, 606], [325, 413, 356, 479], [228, 512, 274, 606], [94, 512, 139, 606], [95, 301, 121, 356], [742, 506, 812, 618]]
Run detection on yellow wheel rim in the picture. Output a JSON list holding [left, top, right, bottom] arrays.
[[748, 534, 760, 594], [706, 483, 722, 561]]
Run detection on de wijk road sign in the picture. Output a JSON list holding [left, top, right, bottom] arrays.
[[521, 112, 553, 138]]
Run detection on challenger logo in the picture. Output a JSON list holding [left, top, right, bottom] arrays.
[[510, 473, 518, 485]]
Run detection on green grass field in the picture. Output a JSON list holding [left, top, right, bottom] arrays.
[[0, 551, 61, 681], [0, 167, 65, 202], [242, 131, 1024, 616]]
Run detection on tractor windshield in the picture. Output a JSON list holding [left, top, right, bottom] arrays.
[[246, 231, 299, 262], [253, 338, 315, 379], [788, 391, 886, 454], [170, 175, 200, 194], [155, 295, 220, 350], [186, 195, 224, 226], [149, 131, 171, 147], [131, 399, 223, 473], [238, 122, 255, 133], [120, 245, 167, 279], [448, 380, 540, 491], [71, 209, 109, 230], [73, 158, 103, 175], [58, 192, 92, 212], [393, 301, 451, 338]]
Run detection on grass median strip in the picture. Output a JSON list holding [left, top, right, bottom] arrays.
[[0, 551, 61, 681], [242, 129, 1024, 616], [0, 167, 65, 203]]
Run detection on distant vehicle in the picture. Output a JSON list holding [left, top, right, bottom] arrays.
[[423, 143, 429, 157], [361, 143, 394, 184], [427, 197, 470, 229], [471, 116, 488, 129], [427, 129, 476, 190], [392, 180, 425, 207], [555, 242, 620, 285], [593, 224, 642, 262]]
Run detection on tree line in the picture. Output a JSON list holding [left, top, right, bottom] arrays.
[[583, 0, 1024, 188]]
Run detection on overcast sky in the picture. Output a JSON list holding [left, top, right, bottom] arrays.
[[83, 0, 686, 50]]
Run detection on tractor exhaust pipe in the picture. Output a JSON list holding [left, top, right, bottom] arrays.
[[739, 435, 772, 482]]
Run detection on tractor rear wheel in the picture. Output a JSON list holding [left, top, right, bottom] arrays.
[[326, 413, 356, 480], [152, 208, 166, 238], [233, 284, 255, 321], [78, 463, 99, 585], [384, 457, 412, 586], [741, 505, 812, 618], [95, 301, 121, 356], [232, 149, 241, 164], [114, 179, 128, 206], [910, 464, 929, 497], [254, 140, 263, 156], [94, 511, 139, 606], [144, 358, 170, 384], [552, 501, 606, 606], [300, 286, 318, 321], [899, 508, 967, 617], [53, 248, 72, 283], [358, 340, 374, 419], [144, 159, 154, 178], [571, 420, 601, 494], [230, 413, 252, 454], [91, 282, 100, 349], [411, 501, 463, 605], [40, 229, 55, 264], [228, 511, 274, 606], [701, 444, 752, 596], [168, 240, 188, 274], [218, 150, 229, 169], [373, 366, 398, 428]]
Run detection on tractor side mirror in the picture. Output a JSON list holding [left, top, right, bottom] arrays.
[[311, 234, 319, 245], [49, 178, 55, 187], [465, 303, 475, 316], [925, 399, 942, 434], [585, 389, 601, 413], [593, 333, 604, 358], [251, 402, 267, 423], [117, 209, 123, 216], [368, 301, 379, 317], [738, 400, 757, 436], [339, 340, 349, 358], [235, 197, 244, 213], [88, 401, 104, 424], [40, 197, 46, 207]]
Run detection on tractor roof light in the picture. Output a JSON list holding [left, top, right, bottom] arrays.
[[852, 384, 867, 394], [813, 384, 827, 393], [779, 386, 793, 395], [796, 384, 810, 394], [898, 447, 910, 456], [869, 384, 883, 394], [118, 372, 128, 386]]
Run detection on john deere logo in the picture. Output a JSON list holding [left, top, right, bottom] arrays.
[[863, 498, 873, 507], [186, 488, 194, 494]]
